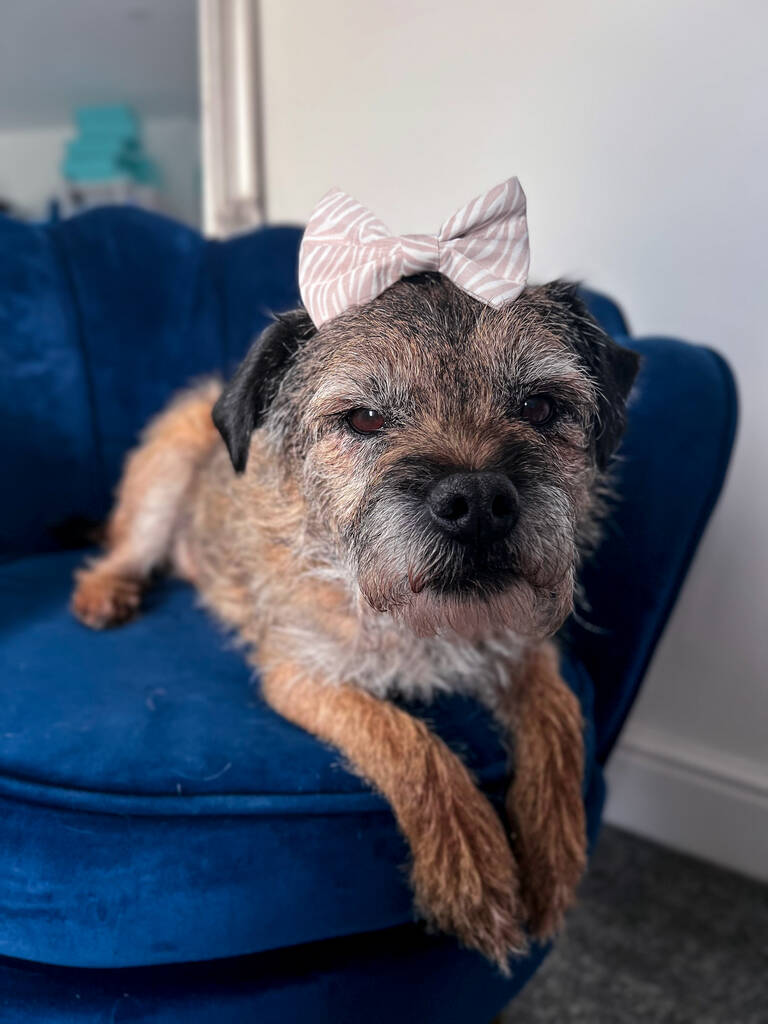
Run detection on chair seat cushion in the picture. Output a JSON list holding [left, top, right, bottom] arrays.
[[0, 550, 602, 968]]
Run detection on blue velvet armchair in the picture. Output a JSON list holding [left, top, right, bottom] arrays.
[[0, 208, 736, 1023]]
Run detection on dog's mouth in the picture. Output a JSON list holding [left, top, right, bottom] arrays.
[[410, 557, 519, 598], [357, 546, 573, 639]]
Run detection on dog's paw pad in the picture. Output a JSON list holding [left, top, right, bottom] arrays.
[[71, 571, 141, 629]]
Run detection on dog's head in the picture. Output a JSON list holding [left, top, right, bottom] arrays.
[[213, 275, 639, 638]]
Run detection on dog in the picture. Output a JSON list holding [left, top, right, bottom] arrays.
[[71, 270, 639, 971]]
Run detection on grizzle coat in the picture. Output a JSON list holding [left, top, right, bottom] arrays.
[[72, 274, 639, 970]]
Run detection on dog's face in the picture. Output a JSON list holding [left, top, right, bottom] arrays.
[[213, 275, 639, 639]]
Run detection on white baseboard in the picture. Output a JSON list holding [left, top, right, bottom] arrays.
[[603, 724, 768, 883]]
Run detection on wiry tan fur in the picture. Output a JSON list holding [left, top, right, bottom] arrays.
[[71, 380, 221, 628], [71, 275, 638, 970], [495, 643, 587, 940], [261, 660, 526, 967]]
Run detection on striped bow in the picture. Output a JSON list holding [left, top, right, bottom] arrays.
[[299, 177, 530, 327]]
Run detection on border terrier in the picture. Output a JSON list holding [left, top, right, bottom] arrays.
[[72, 260, 638, 970]]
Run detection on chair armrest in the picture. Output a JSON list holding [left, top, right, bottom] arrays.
[[566, 335, 738, 762]]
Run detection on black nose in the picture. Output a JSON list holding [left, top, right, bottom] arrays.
[[427, 471, 519, 543]]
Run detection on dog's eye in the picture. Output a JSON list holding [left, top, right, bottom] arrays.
[[520, 394, 555, 426], [346, 408, 386, 434]]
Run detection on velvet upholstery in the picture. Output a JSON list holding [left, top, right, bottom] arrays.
[[0, 926, 545, 1024], [0, 546, 603, 968], [0, 208, 737, 1020], [0, 210, 302, 560]]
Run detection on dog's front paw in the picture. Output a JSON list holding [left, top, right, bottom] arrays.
[[518, 837, 586, 942], [71, 568, 141, 629], [410, 778, 527, 972], [507, 780, 587, 941]]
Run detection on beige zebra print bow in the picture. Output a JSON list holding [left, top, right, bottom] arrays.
[[298, 177, 530, 327]]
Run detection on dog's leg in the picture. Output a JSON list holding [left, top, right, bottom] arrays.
[[260, 660, 526, 971], [494, 641, 587, 941], [71, 381, 220, 629]]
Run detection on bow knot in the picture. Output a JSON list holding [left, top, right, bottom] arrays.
[[299, 177, 530, 327], [401, 233, 441, 275]]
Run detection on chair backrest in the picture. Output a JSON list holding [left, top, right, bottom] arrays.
[[0, 208, 302, 560]]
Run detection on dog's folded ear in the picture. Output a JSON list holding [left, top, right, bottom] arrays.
[[545, 281, 641, 471], [212, 309, 316, 473]]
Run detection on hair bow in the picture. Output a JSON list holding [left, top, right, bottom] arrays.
[[299, 177, 530, 327]]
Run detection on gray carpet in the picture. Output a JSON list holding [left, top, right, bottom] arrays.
[[503, 826, 768, 1024]]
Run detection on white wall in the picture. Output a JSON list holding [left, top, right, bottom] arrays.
[[260, 0, 768, 875], [0, 115, 200, 226]]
